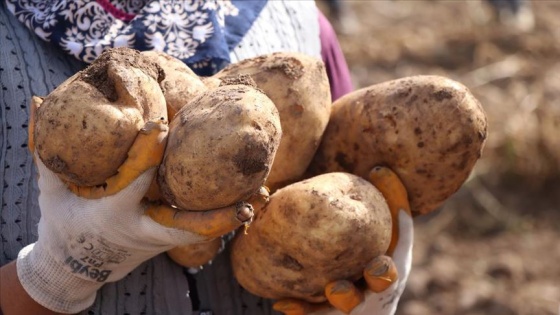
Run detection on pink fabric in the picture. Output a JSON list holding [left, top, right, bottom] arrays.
[[318, 10, 354, 101], [95, 0, 137, 22]]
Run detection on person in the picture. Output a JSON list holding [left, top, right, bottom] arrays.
[[0, 1, 413, 314], [485, 0, 534, 31], [320, 0, 360, 35]]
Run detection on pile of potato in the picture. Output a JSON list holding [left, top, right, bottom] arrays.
[[33, 47, 487, 301], [34, 48, 285, 207]]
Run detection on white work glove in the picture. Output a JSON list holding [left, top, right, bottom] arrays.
[[18, 120, 254, 314], [273, 167, 414, 315]]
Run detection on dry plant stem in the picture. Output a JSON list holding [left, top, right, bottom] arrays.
[[464, 174, 522, 228], [145, 202, 254, 238], [324, 280, 364, 314], [367, 166, 412, 256], [67, 119, 168, 198], [418, 206, 458, 240], [463, 55, 523, 88]]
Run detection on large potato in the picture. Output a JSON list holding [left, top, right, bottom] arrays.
[[34, 47, 167, 186], [141, 51, 207, 120], [309, 75, 488, 215], [214, 52, 331, 191], [158, 84, 282, 211], [231, 172, 392, 303]]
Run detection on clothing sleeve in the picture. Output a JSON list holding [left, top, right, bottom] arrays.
[[318, 10, 354, 101]]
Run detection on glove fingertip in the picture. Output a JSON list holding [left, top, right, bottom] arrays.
[[364, 256, 398, 293], [272, 300, 306, 315], [325, 280, 363, 314]]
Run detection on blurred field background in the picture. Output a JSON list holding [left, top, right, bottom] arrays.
[[318, 1, 560, 314]]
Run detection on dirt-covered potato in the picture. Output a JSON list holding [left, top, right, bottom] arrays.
[[213, 52, 331, 191], [309, 75, 488, 215], [200, 76, 222, 90], [167, 238, 222, 268], [158, 84, 282, 211], [231, 172, 392, 303], [34, 47, 167, 186], [141, 51, 207, 120]]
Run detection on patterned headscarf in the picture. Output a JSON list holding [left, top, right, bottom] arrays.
[[6, 0, 267, 75]]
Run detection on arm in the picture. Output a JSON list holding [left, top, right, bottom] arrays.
[[1, 113, 253, 314], [318, 10, 354, 101], [0, 261, 60, 315]]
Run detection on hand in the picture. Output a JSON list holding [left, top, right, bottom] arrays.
[[18, 103, 254, 314], [273, 167, 414, 315], [166, 186, 271, 270]]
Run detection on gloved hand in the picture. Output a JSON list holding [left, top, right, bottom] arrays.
[[273, 167, 414, 315], [18, 100, 254, 314]]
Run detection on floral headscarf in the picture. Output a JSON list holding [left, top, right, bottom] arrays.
[[6, 0, 267, 75]]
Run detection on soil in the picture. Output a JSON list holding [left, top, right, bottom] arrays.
[[320, 1, 560, 314], [81, 47, 163, 101]]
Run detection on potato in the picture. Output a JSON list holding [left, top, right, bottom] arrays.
[[34, 47, 167, 186], [158, 84, 282, 211], [167, 238, 222, 268], [213, 52, 331, 191], [141, 51, 207, 120], [231, 172, 392, 303], [200, 76, 222, 90], [309, 75, 488, 215]]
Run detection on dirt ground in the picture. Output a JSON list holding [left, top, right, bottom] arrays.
[[319, 1, 560, 314]]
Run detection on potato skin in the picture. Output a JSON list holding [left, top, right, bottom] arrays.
[[167, 238, 222, 268], [158, 84, 282, 211], [214, 52, 331, 191], [231, 172, 392, 303], [309, 75, 488, 215], [141, 51, 207, 119], [34, 47, 167, 186]]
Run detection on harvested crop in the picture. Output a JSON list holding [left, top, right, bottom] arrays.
[[34, 47, 167, 186], [158, 84, 282, 211], [141, 51, 207, 120], [167, 238, 222, 268], [309, 75, 488, 215], [214, 52, 331, 191], [230, 172, 392, 302]]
